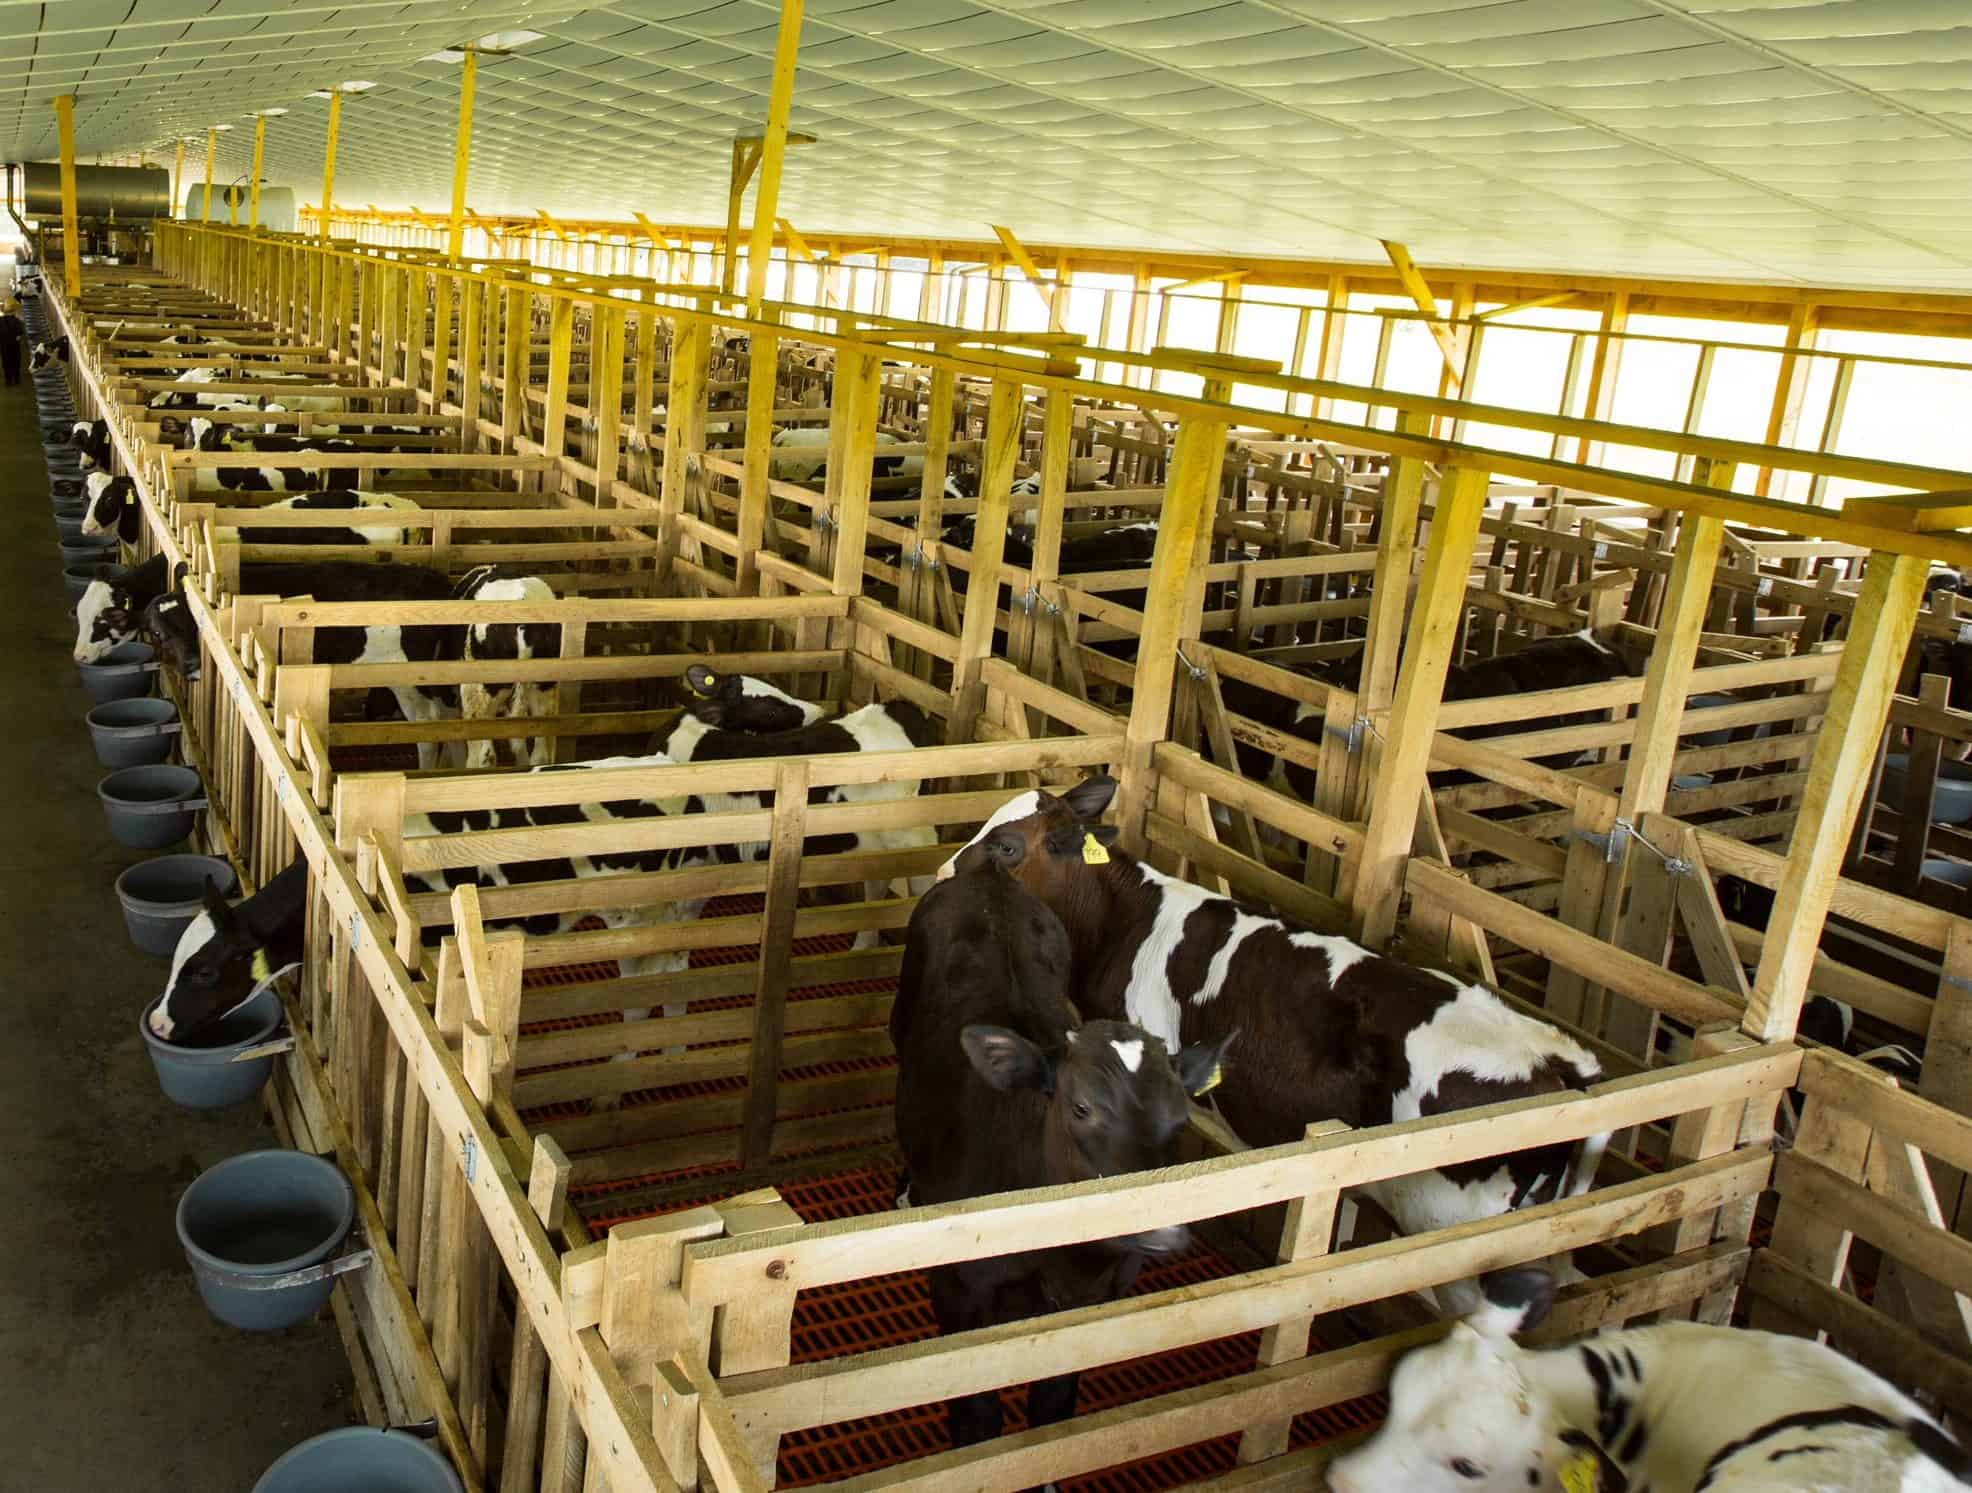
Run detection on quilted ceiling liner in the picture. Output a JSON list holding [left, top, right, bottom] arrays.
[[5, 0, 1972, 290]]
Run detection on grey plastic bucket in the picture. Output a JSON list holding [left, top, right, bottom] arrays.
[[1880, 754, 1972, 826], [1923, 857, 1972, 890], [174, 1149, 356, 1330], [60, 535, 118, 569], [254, 1429, 462, 1493], [50, 476, 82, 499], [65, 562, 117, 607], [142, 984, 282, 1108], [88, 696, 182, 769], [97, 763, 207, 848], [77, 640, 159, 705], [54, 513, 93, 543], [114, 852, 233, 953]]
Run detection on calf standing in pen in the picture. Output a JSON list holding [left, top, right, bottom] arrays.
[[943, 777, 1606, 1312], [1328, 1266, 1971, 1493], [891, 863, 1232, 1459], [660, 664, 944, 943]]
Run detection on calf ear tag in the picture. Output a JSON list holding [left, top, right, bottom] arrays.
[[251, 948, 273, 984], [1081, 831, 1110, 865], [1559, 1449, 1602, 1493], [1195, 1065, 1223, 1096]]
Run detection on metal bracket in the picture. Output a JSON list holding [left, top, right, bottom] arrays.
[[461, 1133, 478, 1184], [1569, 823, 1631, 864], [1174, 645, 1206, 682], [1325, 718, 1366, 755], [203, 1248, 374, 1293], [1014, 586, 1039, 614]]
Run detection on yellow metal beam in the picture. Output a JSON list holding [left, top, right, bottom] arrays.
[[53, 95, 82, 299], [447, 49, 478, 261], [319, 89, 343, 243], [744, 0, 806, 319], [778, 217, 818, 265], [172, 138, 185, 220], [990, 223, 1064, 332], [248, 114, 267, 229], [722, 138, 759, 295], [201, 126, 217, 224], [1380, 239, 1463, 389]]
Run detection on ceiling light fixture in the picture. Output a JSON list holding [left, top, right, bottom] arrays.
[[248, 107, 289, 117]]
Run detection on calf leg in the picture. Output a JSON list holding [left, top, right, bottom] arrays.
[[927, 1266, 1003, 1447], [1025, 1371, 1079, 1429]]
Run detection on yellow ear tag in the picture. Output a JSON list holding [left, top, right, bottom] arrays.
[[1195, 1065, 1223, 1096], [251, 948, 273, 984], [1081, 831, 1110, 865], [1559, 1449, 1602, 1493]]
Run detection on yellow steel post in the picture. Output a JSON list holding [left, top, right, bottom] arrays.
[[201, 127, 217, 222], [447, 49, 478, 261], [52, 96, 83, 300], [172, 139, 185, 220], [249, 114, 267, 229], [744, 0, 805, 319], [320, 89, 343, 244]]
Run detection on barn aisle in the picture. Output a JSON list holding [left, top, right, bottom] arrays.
[[0, 363, 354, 1486]]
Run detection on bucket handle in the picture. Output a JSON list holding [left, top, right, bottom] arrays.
[[200, 1246, 374, 1293], [118, 795, 209, 815], [231, 1026, 296, 1063]]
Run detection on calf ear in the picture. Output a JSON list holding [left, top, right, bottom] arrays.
[[119, 502, 141, 544], [684, 663, 720, 699], [960, 1025, 1053, 1094], [158, 415, 184, 441], [1175, 1029, 1237, 1097], [200, 877, 237, 928], [1470, 1267, 1556, 1338], [1063, 775, 1119, 822]]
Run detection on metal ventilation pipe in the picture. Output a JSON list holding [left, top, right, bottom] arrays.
[[19, 162, 173, 220]]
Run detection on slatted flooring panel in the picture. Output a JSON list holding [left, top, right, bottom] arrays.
[[577, 1162, 1386, 1491]]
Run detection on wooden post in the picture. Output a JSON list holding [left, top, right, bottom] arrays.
[[1755, 302, 1822, 498], [736, 325, 779, 597], [1353, 465, 1490, 948], [1010, 389, 1072, 673], [741, 760, 811, 1167], [172, 138, 185, 222], [948, 378, 1023, 743], [248, 113, 267, 230], [1114, 386, 1232, 851], [1575, 292, 1630, 465], [1747, 549, 1927, 1041], [744, 0, 805, 319], [660, 317, 710, 585], [52, 96, 82, 300], [319, 90, 343, 244], [446, 49, 477, 262]]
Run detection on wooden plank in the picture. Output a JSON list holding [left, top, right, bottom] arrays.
[[741, 761, 811, 1168]]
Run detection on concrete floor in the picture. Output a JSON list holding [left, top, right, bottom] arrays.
[[0, 351, 355, 1487]]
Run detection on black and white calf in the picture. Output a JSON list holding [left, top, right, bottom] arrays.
[[214, 489, 424, 548], [659, 671, 944, 940], [944, 779, 1607, 1312], [142, 561, 461, 760], [892, 863, 1230, 1452], [185, 418, 361, 494], [80, 472, 141, 542], [1328, 1267, 1971, 1493], [678, 665, 825, 735], [149, 857, 309, 1042], [72, 552, 171, 663], [30, 336, 68, 370], [451, 566, 563, 770], [70, 419, 113, 471]]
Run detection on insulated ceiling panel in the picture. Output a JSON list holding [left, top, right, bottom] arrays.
[[5, 0, 1972, 288]]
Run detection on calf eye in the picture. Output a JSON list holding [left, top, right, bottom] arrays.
[[1449, 1457, 1484, 1480], [1072, 1100, 1092, 1120], [992, 839, 1017, 858]]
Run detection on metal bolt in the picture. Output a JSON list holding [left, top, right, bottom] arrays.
[[766, 1260, 787, 1280]]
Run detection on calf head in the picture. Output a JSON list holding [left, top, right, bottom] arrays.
[[143, 569, 201, 680], [30, 336, 68, 369], [961, 1015, 1232, 1256], [150, 880, 268, 1042], [683, 664, 824, 732], [80, 473, 139, 542], [1328, 1269, 1582, 1493], [73, 575, 141, 663], [942, 776, 1122, 903]]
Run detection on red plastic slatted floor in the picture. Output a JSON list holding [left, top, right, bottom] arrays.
[[580, 1162, 1387, 1491]]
